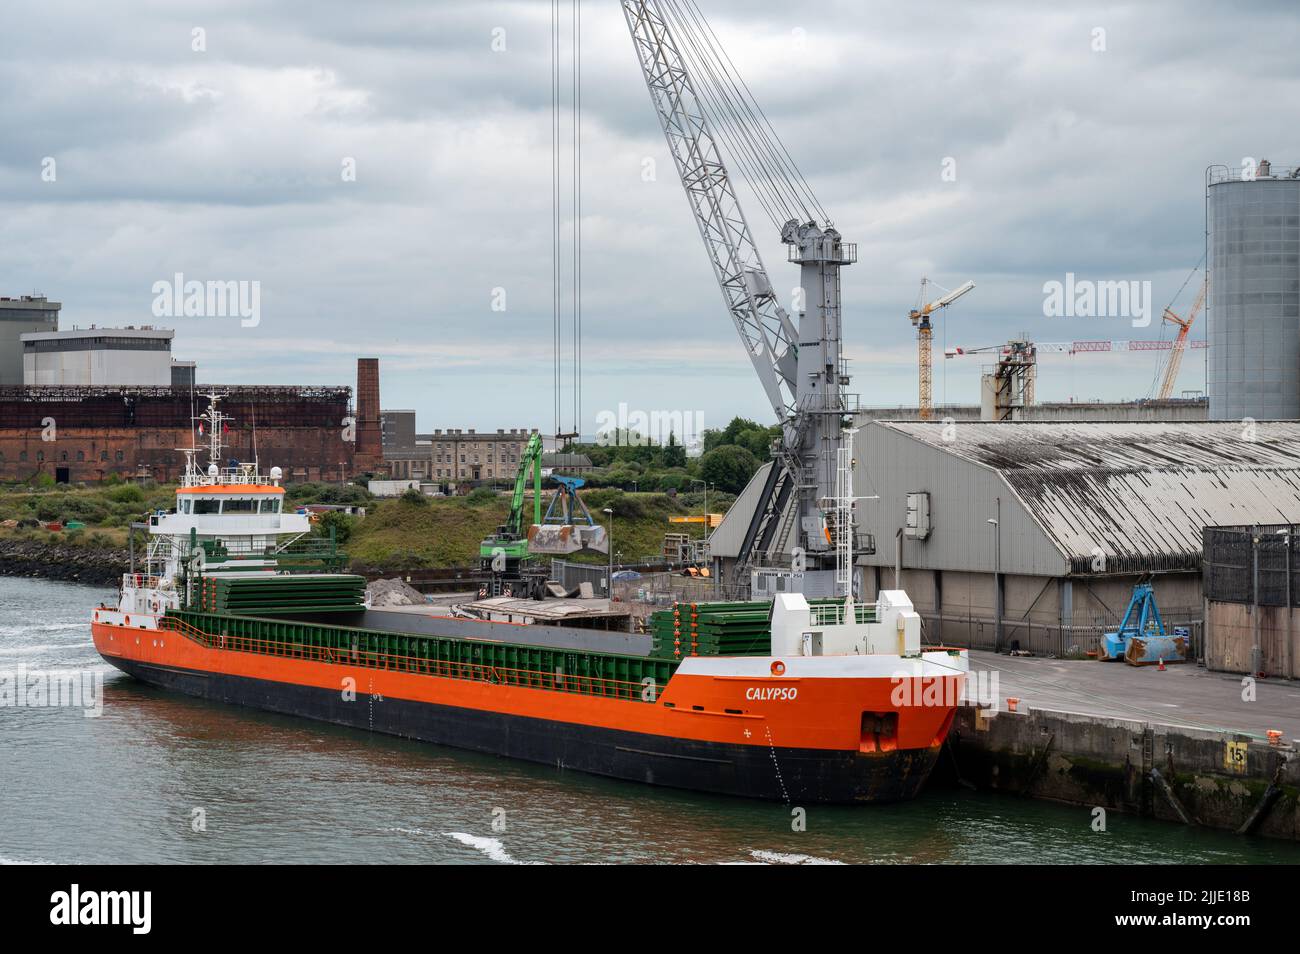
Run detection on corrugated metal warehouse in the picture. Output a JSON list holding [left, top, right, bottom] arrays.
[[712, 420, 1300, 655]]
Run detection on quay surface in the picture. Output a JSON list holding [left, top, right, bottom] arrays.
[[970, 652, 1300, 740], [946, 652, 1300, 840]]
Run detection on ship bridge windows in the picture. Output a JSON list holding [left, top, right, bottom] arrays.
[[184, 496, 281, 514]]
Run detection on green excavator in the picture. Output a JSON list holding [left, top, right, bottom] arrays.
[[479, 432, 544, 566], [477, 433, 609, 599]]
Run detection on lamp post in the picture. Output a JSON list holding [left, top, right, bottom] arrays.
[[987, 517, 1002, 652], [690, 479, 711, 516], [603, 507, 614, 599], [1278, 528, 1292, 679]]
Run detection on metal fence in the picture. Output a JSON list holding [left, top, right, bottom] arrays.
[[618, 572, 751, 605], [549, 559, 750, 603], [1204, 525, 1300, 606], [921, 608, 1204, 659], [549, 559, 609, 594]]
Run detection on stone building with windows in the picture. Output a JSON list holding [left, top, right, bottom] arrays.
[[431, 428, 537, 483]]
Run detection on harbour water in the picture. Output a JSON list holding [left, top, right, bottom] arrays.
[[3, 575, 1299, 865]]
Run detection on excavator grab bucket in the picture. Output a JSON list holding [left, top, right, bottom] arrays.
[[1124, 631, 1189, 666], [527, 523, 609, 556]]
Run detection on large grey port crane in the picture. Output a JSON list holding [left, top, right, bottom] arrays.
[[622, 0, 860, 592]]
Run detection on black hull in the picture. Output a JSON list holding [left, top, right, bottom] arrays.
[[103, 654, 941, 804]]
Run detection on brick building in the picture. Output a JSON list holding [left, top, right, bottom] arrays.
[[0, 359, 383, 485], [0, 385, 356, 484]]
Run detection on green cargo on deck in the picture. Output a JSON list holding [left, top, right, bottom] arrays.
[[648, 599, 880, 659], [651, 602, 772, 658], [192, 574, 367, 615], [170, 610, 677, 702]]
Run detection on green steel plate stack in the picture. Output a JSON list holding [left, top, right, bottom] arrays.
[[650, 601, 773, 658], [194, 574, 367, 616], [648, 597, 878, 658]]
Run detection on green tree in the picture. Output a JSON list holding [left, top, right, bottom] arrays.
[[702, 417, 777, 458], [400, 487, 428, 506], [466, 487, 497, 505], [662, 431, 687, 468], [698, 444, 759, 494], [313, 510, 357, 546]]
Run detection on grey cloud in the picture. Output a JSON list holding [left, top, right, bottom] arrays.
[[0, 0, 1295, 428]]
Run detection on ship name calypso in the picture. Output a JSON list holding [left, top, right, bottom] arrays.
[[745, 687, 798, 701]]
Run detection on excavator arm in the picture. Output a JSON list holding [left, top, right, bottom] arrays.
[[480, 432, 543, 560], [507, 432, 544, 537]]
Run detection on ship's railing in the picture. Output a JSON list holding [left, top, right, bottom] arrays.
[[157, 615, 657, 703], [180, 470, 280, 488], [809, 601, 879, 627], [122, 573, 164, 590]]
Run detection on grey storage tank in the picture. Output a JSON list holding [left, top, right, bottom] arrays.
[[1208, 160, 1300, 420]]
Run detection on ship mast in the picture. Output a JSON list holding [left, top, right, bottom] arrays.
[[825, 427, 874, 604], [197, 391, 229, 469]]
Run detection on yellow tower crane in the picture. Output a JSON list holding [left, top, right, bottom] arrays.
[[1156, 277, 1207, 401], [909, 278, 975, 419]]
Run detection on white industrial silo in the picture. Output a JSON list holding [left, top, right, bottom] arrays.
[[1207, 160, 1300, 420]]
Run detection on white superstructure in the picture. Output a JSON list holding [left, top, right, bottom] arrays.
[[95, 393, 310, 631], [21, 327, 175, 387]]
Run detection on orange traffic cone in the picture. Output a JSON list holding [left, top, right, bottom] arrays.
[[1157, 657, 1166, 671]]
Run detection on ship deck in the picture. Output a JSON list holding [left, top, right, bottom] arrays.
[[358, 607, 653, 657]]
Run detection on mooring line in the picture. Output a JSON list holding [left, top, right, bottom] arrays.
[[764, 724, 790, 805]]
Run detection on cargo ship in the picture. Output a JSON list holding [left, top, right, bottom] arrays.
[[91, 397, 967, 803]]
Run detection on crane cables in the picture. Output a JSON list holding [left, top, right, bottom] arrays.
[[656, 0, 829, 231], [551, 0, 583, 441]]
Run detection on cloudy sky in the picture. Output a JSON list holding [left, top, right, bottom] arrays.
[[1, 0, 1297, 435]]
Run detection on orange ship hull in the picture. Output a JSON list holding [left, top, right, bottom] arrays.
[[93, 619, 962, 803]]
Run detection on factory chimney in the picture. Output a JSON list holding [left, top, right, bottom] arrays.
[[354, 357, 385, 474]]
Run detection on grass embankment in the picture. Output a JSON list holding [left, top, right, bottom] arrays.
[[0, 482, 172, 550], [347, 489, 710, 570], [0, 482, 725, 571]]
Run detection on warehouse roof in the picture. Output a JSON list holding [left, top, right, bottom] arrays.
[[21, 327, 173, 342], [879, 421, 1300, 573], [878, 420, 1300, 470]]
